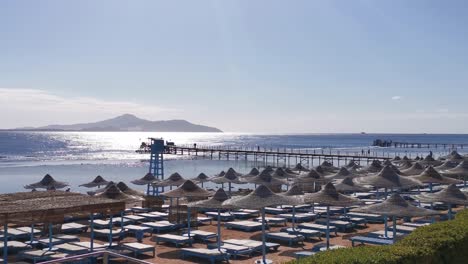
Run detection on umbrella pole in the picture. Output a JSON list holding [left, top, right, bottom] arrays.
[[90, 214, 95, 252], [429, 182, 433, 193], [187, 207, 192, 246], [217, 209, 221, 251], [326, 205, 330, 250], [392, 216, 397, 244], [292, 206, 296, 230], [448, 203, 453, 220], [261, 208, 267, 264], [48, 223, 53, 251], [30, 223, 34, 245], [108, 216, 113, 246], [201, 182, 204, 188], [430, 203, 435, 223], [384, 215, 388, 238], [3, 223, 8, 264], [120, 212, 124, 230], [147, 184, 150, 196], [229, 182, 232, 197]]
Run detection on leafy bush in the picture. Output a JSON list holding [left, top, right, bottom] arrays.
[[288, 209, 468, 264]]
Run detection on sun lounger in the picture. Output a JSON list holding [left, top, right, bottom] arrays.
[[255, 216, 287, 226], [315, 219, 354, 232], [0, 241, 31, 252], [149, 211, 169, 219], [297, 223, 338, 236], [281, 228, 321, 241], [223, 239, 280, 252], [239, 209, 260, 217], [54, 235, 80, 243], [225, 221, 263, 232], [367, 230, 405, 239], [347, 217, 367, 227], [183, 230, 217, 243], [402, 222, 430, 228], [156, 234, 192, 247], [207, 243, 254, 259], [350, 236, 394, 247], [295, 244, 344, 259], [61, 223, 88, 233], [197, 216, 213, 225], [124, 225, 152, 242], [131, 207, 150, 214], [278, 213, 316, 223], [71, 241, 106, 251], [18, 249, 56, 264], [91, 219, 111, 228], [231, 211, 254, 219], [93, 228, 125, 240], [1, 228, 29, 240], [264, 207, 288, 215], [181, 248, 229, 264], [346, 212, 383, 223], [141, 221, 178, 234], [265, 232, 304, 246], [205, 212, 235, 221], [122, 242, 155, 258], [15, 227, 42, 236], [37, 238, 66, 247], [55, 243, 89, 255], [387, 225, 417, 234], [123, 215, 146, 223], [137, 213, 162, 221]]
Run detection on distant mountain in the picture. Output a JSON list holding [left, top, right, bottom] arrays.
[[15, 114, 222, 132]]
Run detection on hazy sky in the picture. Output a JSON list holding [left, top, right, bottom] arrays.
[[1, 0, 468, 133]]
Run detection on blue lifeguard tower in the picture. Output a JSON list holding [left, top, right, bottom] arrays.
[[149, 138, 165, 195]]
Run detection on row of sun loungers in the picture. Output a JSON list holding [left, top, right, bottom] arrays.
[[225, 221, 264, 231]]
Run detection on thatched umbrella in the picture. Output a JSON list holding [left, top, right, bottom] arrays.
[[131, 172, 157, 195], [315, 165, 331, 176], [345, 160, 361, 169], [320, 161, 339, 172], [334, 177, 370, 193], [414, 184, 468, 220], [116, 182, 145, 197], [271, 167, 297, 180], [382, 160, 393, 166], [188, 188, 229, 251], [359, 160, 383, 174], [398, 160, 414, 170], [281, 185, 305, 230], [243, 170, 286, 191], [161, 180, 213, 242], [293, 163, 309, 172], [193, 173, 210, 188], [434, 160, 459, 171], [303, 182, 362, 249], [24, 174, 69, 190], [325, 167, 358, 180], [79, 175, 109, 188], [295, 169, 328, 192], [93, 183, 143, 202], [153, 172, 186, 189], [355, 165, 422, 190], [441, 160, 468, 184], [402, 156, 410, 161], [439, 150, 465, 161], [223, 185, 301, 264], [392, 156, 401, 161], [419, 155, 443, 166], [211, 168, 245, 196], [242, 168, 260, 180], [411, 166, 462, 192], [400, 162, 425, 176], [352, 193, 439, 242]]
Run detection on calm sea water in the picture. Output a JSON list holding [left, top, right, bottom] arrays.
[[1, 131, 467, 193]]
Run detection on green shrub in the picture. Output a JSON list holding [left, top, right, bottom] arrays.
[[288, 209, 468, 264]]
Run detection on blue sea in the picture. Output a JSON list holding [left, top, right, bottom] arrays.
[[1, 131, 467, 194]]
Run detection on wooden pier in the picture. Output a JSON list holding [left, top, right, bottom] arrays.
[[138, 144, 393, 168], [391, 142, 468, 149]]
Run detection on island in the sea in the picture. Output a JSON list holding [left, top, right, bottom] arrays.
[[10, 114, 222, 132]]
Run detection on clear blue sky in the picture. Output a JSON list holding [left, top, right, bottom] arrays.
[[1, 0, 468, 133]]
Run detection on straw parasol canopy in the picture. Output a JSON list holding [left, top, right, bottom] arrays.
[[411, 166, 462, 185], [153, 172, 186, 187], [242, 168, 260, 179], [382, 160, 393, 166], [282, 184, 305, 197], [392, 156, 401, 161], [271, 167, 297, 180], [293, 163, 309, 172], [419, 155, 443, 166], [303, 182, 362, 206], [188, 188, 229, 209], [441, 160, 468, 178], [359, 160, 383, 174], [79, 175, 109, 188], [93, 182, 143, 201], [131, 172, 157, 186], [403, 156, 410, 161], [244, 170, 287, 189], [315, 165, 331, 176], [400, 162, 426, 176], [398, 160, 414, 170], [352, 193, 439, 217], [24, 174, 69, 190], [161, 180, 213, 198], [117, 182, 145, 197], [295, 169, 328, 183], [434, 160, 459, 171], [325, 167, 358, 180], [320, 161, 339, 172], [193, 173, 210, 187], [211, 168, 245, 184], [223, 185, 301, 209], [414, 184, 468, 205], [345, 160, 361, 169], [354, 165, 422, 189], [334, 177, 370, 193], [263, 166, 275, 174]]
